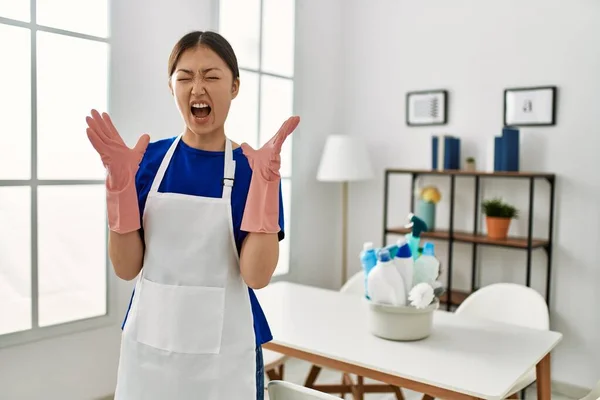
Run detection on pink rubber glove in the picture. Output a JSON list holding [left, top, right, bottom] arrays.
[[85, 109, 150, 234], [241, 116, 300, 233]]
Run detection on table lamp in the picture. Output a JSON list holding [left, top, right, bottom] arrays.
[[316, 135, 374, 287]]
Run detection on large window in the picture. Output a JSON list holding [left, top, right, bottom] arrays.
[[218, 0, 296, 276], [0, 1, 110, 345]]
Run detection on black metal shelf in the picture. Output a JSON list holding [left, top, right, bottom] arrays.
[[382, 169, 556, 311]]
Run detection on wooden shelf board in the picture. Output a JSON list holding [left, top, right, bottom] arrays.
[[439, 290, 470, 307], [385, 168, 554, 179], [385, 228, 548, 249]]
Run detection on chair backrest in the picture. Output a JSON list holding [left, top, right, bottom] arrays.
[[340, 271, 365, 296], [580, 379, 600, 400], [455, 283, 549, 330], [268, 380, 343, 400]]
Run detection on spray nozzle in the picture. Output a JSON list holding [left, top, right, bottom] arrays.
[[405, 213, 428, 238]]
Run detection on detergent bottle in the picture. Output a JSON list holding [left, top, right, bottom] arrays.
[[394, 239, 414, 297], [359, 242, 378, 298], [405, 213, 428, 261], [367, 249, 407, 306], [412, 242, 440, 286], [383, 242, 400, 258]]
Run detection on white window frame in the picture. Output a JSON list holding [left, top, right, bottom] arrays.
[[0, 4, 116, 348], [215, 0, 296, 278]]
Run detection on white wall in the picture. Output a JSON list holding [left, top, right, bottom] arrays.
[[0, 1, 214, 399], [335, 0, 600, 389]]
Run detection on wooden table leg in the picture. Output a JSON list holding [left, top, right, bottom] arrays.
[[536, 353, 552, 400]]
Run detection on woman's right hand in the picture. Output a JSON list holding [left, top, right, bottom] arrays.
[[86, 109, 150, 234], [86, 109, 150, 192]]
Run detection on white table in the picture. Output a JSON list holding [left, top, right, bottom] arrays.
[[256, 282, 562, 400]]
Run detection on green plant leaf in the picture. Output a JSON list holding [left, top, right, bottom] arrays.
[[481, 197, 519, 219]]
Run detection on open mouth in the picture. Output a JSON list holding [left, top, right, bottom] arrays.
[[191, 102, 212, 119]]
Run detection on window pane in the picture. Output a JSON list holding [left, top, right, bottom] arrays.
[[0, 24, 31, 180], [38, 185, 107, 327], [260, 75, 294, 178], [0, 187, 32, 335], [36, 0, 108, 38], [37, 32, 108, 180], [219, 0, 260, 70], [0, 0, 30, 22], [262, 0, 295, 77], [274, 178, 291, 276], [226, 70, 259, 148]]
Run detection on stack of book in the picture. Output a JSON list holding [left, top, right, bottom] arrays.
[[494, 127, 520, 172], [431, 135, 461, 170]]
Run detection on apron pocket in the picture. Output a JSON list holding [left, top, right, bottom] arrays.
[[135, 278, 225, 354]]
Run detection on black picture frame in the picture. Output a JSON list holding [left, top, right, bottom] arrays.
[[503, 86, 557, 127], [406, 89, 448, 126]]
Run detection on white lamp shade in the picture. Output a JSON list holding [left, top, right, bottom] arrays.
[[316, 135, 374, 182]]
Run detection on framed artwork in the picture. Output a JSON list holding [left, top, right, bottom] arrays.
[[406, 90, 448, 126], [504, 86, 557, 126]]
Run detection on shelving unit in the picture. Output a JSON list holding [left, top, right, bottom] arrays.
[[382, 169, 556, 311]]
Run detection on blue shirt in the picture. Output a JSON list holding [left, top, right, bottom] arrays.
[[122, 137, 283, 347]]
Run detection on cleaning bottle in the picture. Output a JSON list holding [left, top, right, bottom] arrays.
[[359, 242, 378, 298], [412, 242, 440, 286], [405, 213, 428, 261], [394, 239, 414, 297], [367, 249, 407, 306], [384, 243, 400, 258]]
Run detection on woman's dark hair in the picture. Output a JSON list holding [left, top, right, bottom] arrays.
[[168, 31, 239, 80]]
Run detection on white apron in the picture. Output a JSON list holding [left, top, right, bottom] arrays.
[[114, 136, 257, 400]]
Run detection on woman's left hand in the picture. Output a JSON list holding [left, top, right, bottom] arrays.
[[241, 116, 300, 181], [240, 116, 300, 235]]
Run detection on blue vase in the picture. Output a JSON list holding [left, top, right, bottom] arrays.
[[417, 200, 436, 231]]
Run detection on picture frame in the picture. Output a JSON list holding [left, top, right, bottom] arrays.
[[406, 90, 448, 126], [503, 86, 557, 126]]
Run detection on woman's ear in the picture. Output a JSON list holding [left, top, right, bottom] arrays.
[[168, 77, 174, 96], [231, 77, 240, 100]]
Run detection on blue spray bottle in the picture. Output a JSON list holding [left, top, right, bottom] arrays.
[[359, 242, 378, 299], [404, 213, 428, 261]]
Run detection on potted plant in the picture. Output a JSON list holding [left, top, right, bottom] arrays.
[[464, 157, 476, 172], [481, 198, 519, 240]]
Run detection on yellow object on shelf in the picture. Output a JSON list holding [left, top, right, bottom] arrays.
[[420, 186, 441, 204]]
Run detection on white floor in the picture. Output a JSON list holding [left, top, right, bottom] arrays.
[[266, 358, 574, 400]]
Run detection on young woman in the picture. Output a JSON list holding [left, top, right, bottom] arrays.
[[85, 31, 299, 400]]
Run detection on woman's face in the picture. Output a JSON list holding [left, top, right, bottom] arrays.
[[169, 45, 239, 137]]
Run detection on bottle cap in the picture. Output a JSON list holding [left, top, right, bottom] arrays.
[[377, 248, 391, 262], [423, 242, 435, 256], [363, 242, 374, 251], [396, 238, 407, 247], [396, 241, 412, 258]]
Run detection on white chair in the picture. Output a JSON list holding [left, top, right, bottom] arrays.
[[304, 272, 405, 400], [579, 379, 600, 400], [268, 380, 343, 400], [340, 271, 365, 296], [422, 283, 549, 400]]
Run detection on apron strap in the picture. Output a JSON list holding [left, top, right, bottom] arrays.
[[149, 135, 182, 195], [222, 139, 235, 200]]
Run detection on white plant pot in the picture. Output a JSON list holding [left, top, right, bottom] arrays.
[[365, 299, 438, 341]]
